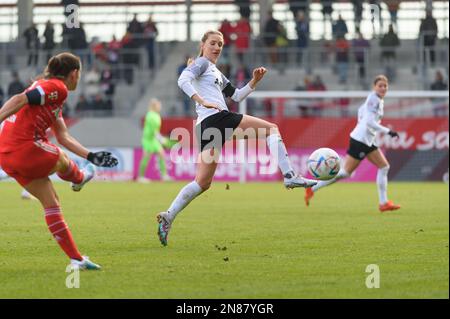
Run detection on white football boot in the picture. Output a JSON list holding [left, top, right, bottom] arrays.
[[72, 163, 96, 192]]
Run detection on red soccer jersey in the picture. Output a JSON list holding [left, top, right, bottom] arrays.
[[0, 78, 67, 153]]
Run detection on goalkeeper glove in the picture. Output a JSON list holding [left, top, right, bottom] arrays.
[[87, 151, 119, 167]]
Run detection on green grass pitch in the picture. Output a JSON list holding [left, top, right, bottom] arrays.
[[0, 181, 448, 298]]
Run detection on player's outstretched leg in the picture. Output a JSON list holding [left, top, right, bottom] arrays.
[[156, 211, 172, 246], [236, 115, 318, 189], [25, 178, 101, 270], [71, 163, 96, 192], [266, 134, 317, 189]]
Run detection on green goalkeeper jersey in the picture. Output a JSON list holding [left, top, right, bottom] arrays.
[[141, 111, 162, 152]]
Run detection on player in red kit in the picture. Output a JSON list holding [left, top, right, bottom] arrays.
[[0, 52, 118, 270]]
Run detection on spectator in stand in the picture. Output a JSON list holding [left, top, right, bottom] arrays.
[[23, 23, 40, 67], [218, 19, 234, 58], [263, 10, 281, 64], [275, 22, 289, 68], [419, 10, 438, 64], [352, 31, 370, 85], [332, 14, 348, 40], [143, 15, 158, 71], [92, 93, 111, 116], [107, 35, 121, 65], [294, 76, 313, 117], [127, 13, 144, 47], [84, 67, 101, 101], [91, 37, 108, 63], [295, 10, 309, 67], [310, 75, 326, 91], [7, 72, 26, 98], [121, 31, 139, 84], [430, 70, 448, 116], [68, 23, 89, 67], [43, 20, 55, 64], [431, 70, 448, 90], [335, 37, 350, 84], [309, 75, 327, 116], [351, 0, 363, 32], [234, 16, 251, 64], [235, 0, 251, 19], [380, 24, 400, 81], [75, 94, 92, 115], [288, 0, 309, 19], [385, 0, 401, 31], [100, 67, 115, 106], [321, 0, 333, 39]]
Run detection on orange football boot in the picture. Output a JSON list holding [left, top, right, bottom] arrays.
[[304, 188, 314, 207], [379, 200, 401, 212]]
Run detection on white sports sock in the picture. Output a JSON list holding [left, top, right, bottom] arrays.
[[312, 168, 350, 192], [266, 134, 294, 177], [377, 166, 389, 204], [167, 181, 203, 222]]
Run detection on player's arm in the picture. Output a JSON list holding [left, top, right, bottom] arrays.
[[365, 98, 398, 137], [222, 67, 267, 102], [177, 57, 220, 110], [0, 93, 28, 124], [52, 118, 118, 167], [52, 117, 90, 158]]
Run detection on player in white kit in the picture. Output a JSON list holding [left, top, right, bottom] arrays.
[[156, 30, 317, 246], [304, 75, 401, 212]]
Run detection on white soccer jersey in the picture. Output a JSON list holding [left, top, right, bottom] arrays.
[[178, 57, 229, 124], [178, 57, 254, 124], [350, 91, 390, 146]]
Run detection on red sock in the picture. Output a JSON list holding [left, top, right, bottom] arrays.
[[57, 160, 84, 184], [44, 206, 83, 261]]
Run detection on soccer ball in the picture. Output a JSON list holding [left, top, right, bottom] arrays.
[[307, 148, 341, 181]]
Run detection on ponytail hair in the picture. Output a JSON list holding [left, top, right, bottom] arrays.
[[44, 52, 81, 79], [198, 30, 223, 57]]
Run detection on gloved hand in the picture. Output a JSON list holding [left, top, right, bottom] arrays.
[[87, 151, 118, 167], [388, 130, 399, 138]]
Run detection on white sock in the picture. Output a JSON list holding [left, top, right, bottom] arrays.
[[266, 134, 295, 177], [377, 166, 389, 204], [167, 181, 203, 222], [312, 168, 350, 192]]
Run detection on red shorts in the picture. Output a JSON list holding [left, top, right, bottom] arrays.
[[0, 140, 60, 187]]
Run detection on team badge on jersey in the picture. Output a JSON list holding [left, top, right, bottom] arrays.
[[214, 78, 223, 87], [48, 91, 58, 101]]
